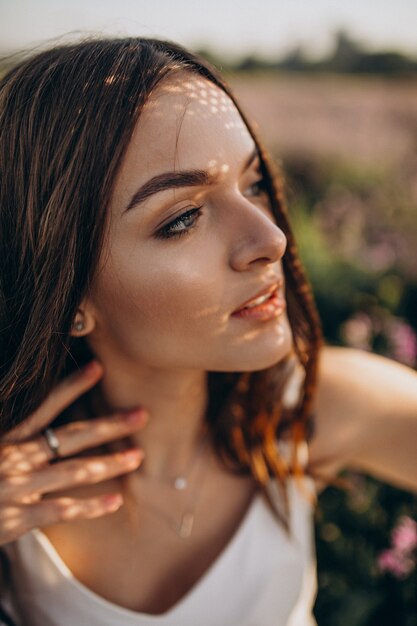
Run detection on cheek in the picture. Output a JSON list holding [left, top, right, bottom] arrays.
[[96, 249, 224, 340]]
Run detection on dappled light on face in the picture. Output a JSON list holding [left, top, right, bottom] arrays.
[[121, 71, 257, 206], [102, 67, 291, 374], [194, 305, 223, 319], [205, 159, 230, 179], [190, 298, 288, 356], [189, 267, 284, 329], [153, 74, 246, 131]]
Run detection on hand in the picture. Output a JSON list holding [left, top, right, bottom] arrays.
[[0, 360, 147, 546]]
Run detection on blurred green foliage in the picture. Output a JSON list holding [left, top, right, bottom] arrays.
[[282, 154, 417, 625]]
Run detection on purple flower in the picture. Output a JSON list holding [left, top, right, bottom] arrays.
[[377, 548, 415, 579], [387, 319, 417, 367], [377, 516, 417, 579], [391, 516, 417, 555]]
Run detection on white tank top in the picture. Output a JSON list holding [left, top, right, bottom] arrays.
[[2, 472, 317, 626]]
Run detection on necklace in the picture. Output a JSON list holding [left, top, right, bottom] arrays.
[[139, 429, 209, 539], [142, 427, 209, 491], [140, 439, 211, 538], [87, 390, 211, 538]]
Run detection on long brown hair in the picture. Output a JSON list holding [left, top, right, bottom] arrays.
[[0, 37, 324, 526]]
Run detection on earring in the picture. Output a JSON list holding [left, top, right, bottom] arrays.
[[73, 320, 85, 332]]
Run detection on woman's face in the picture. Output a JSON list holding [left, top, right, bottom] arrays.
[[85, 71, 293, 372]]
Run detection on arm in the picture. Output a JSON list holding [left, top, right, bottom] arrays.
[[308, 345, 417, 494]]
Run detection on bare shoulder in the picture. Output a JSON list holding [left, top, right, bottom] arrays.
[[307, 345, 417, 493], [306, 345, 365, 490]]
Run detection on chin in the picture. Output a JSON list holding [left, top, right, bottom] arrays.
[[215, 319, 294, 372], [239, 342, 293, 372]]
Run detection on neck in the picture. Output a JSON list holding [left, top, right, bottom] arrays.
[[89, 358, 209, 479]]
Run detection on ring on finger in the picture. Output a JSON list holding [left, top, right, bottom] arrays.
[[42, 427, 61, 460]]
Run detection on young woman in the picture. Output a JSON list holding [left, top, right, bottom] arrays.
[[0, 37, 416, 626]]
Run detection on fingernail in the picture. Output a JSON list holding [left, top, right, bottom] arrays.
[[124, 408, 147, 424], [118, 449, 143, 463], [102, 493, 123, 509]]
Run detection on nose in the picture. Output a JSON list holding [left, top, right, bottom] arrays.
[[228, 197, 287, 271]]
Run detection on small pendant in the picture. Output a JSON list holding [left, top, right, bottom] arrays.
[[178, 512, 194, 538], [174, 476, 187, 490]]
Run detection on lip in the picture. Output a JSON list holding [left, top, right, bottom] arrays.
[[231, 279, 284, 315]]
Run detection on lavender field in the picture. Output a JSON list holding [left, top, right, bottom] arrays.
[[231, 72, 417, 625], [231, 73, 417, 168]]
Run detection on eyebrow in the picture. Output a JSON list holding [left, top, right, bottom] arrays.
[[124, 146, 259, 212]]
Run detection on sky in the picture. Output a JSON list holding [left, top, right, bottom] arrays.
[[1, 0, 416, 60]]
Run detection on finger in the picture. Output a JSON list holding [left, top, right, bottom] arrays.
[[3, 360, 104, 443], [0, 449, 144, 502], [0, 493, 123, 546], [0, 441, 48, 477], [0, 409, 148, 475], [48, 408, 149, 460]]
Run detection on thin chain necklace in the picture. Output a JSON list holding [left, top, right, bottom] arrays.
[[87, 390, 211, 538], [139, 434, 211, 539], [142, 427, 209, 492]]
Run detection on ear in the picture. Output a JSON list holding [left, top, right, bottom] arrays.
[[69, 296, 97, 337]]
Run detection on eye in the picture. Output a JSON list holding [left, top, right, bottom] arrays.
[[244, 176, 268, 199], [243, 173, 275, 220], [154, 206, 203, 240]]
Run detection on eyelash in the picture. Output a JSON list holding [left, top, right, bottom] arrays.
[[155, 206, 204, 240], [246, 177, 268, 197], [154, 175, 269, 241]]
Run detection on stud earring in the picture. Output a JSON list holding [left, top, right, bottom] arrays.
[[73, 320, 85, 332]]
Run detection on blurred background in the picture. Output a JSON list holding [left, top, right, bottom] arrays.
[[1, 1, 417, 623]]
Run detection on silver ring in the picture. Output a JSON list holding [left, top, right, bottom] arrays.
[[43, 427, 61, 459]]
